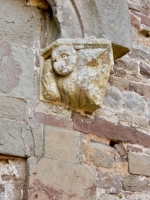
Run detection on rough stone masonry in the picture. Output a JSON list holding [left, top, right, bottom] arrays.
[[0, 0, 150, 200]]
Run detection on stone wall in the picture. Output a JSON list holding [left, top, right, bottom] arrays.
[[1, 0, 150, 199]]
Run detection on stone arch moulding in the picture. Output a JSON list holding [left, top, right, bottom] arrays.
[[40, 0, 132, 113]]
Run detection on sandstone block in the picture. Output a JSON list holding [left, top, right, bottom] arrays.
[[91, 149, 114, 168], [122, 176, 150, 192], [140, 61, 150, 78], [44, 126, 81, 163], [34, 111, 73, 130], [28, 157, 96, 200], [124, 91, 145, 114], [104, 85, 123, 109], [127, 145, 143, 153], [132, 82, 150, 99], [73, 112, 150, 148], [97, 171, 122, 194], [128, 153, 150, 176], [0, 96, 26, 122], [0, 119, 34, 157], [109, 76, 129, 91]]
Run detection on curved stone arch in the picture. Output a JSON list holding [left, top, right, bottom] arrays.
[[47, 0, 132, 59]]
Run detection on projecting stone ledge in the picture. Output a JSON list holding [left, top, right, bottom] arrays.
[[72, 112, 150, 148], [40, 37, 114, 112]]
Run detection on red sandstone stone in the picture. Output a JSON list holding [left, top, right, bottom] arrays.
[[72, 112, 150, 148], [34, 112, 73, 130]]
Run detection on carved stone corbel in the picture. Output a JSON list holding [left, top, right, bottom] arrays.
[[40, 37, 114, 112]]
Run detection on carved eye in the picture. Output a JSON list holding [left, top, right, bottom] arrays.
[[62, 55, 67, 59]]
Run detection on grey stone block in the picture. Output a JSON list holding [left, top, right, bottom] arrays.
[[124, 92, 145, 114], [91, 149, 114, 168], [0, 42, 34, 100], [97, 171, 122, 194], [0, 0, 42, 47], [146, 99, 150, 119], [128, 153, 150, 176], [97, 194, 120, 200], [28, 157, 96, 200], [0, 96, 26, 122], [104, 85, 123, 109], [122, 176, 150, 192], [44, 126, 81, 163], [32, 124, 44, 157], [0, 119, 34, 157]]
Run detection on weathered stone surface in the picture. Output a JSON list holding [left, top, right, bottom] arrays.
[[140, 61, 150, 78], [0, 156, 27, 200], [130, 43, 150, 61], [103, 85, 123, 109], [122, 176, 150, 192], [97, 194, 120, 200], [128, 153, 150, 176], [0, 0, 42, 47], [40, 38, 114, 112], [44, 126, 81, 163], [47, 0, 131, 59], [124, 91, 145, 114], [0, 96, 26, 122], [109, 76, 129, 91], [91, 149, 114, 168], [73, 112, 150, 147], [28, 157, 96, 200], [130, 82, 150, 99], [118, 111, 133, 124], [0, 119, 34, 157], [135, 115, 149, 128], [127, 145, 143, 153], [146, 99, 150, 119], [34, 111, 73, 130], [97, 171, 122, 194], [115, 57, 139, 74], [89, 140, 117, 154], [0, 42, 34, 100], [32, 124, 44, 157], [114, 143, 127, 157]]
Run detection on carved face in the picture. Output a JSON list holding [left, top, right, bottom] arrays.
[[52, 46, 76, 76]]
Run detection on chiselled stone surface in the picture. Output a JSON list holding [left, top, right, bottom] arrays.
[[146, 99, 150, 119], [73, 112, 150, 148], [0, 119, 34, 157], [28, 157, 96, 200], [0, 96, 26, 122], [40, 38, 114, 112], [122, 176, 150, 192], [44, 126, 81, 163], [128, 153, 150, 176], [97, 171, 122, 194], [97, 194, 120, 200], [47, 0, 131, 59]]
